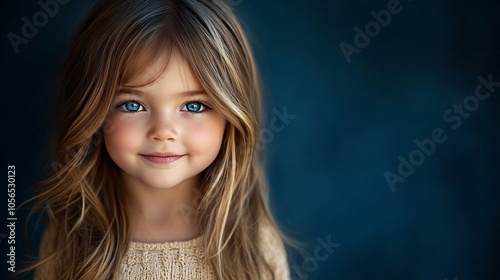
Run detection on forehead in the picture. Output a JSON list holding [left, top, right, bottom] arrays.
[[119, 43, 173, 86], [119, 48, 202, 95], [124, 52, 168, 87]]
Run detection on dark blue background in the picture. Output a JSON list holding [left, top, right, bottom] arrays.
[[1, 0, 499, 279]]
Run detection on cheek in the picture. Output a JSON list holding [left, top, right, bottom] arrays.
[[184, 115, 225, 156], [103, 116, 144, 156]]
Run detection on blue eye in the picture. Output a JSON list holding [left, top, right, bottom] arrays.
[[119, 101, 144, 112], [182, 101, 208, 113]]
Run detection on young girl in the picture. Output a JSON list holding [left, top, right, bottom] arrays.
[[21, 0, 296, 279]]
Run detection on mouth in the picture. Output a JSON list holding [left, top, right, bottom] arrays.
[[139, 153, 185, 164]]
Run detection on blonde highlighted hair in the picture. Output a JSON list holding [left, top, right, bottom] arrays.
[[20, 0, 299, 279]]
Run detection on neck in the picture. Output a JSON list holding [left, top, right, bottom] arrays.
[[122, 173, 202, 242]]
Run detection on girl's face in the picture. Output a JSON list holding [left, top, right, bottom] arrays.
[[104, 50, 226, 190]]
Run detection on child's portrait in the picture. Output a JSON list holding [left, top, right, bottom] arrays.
[[1, 0, 499, 279]]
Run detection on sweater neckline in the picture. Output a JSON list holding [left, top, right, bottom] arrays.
[[129, 235, 203, 250]]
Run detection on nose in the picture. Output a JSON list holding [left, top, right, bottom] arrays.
[[147, 111, 178, 142]]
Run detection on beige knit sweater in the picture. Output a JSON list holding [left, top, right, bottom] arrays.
[[36, 224, 289, 279], [117, 224, 291, 279]]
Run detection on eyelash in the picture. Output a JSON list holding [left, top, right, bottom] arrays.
[[115, 99, 144, 113], [185, 100, 211, 114], [115, 99, 211, 114]]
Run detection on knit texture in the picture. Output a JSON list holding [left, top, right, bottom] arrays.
[[117, 224, 290, 279], [118, 236, 213, 279]]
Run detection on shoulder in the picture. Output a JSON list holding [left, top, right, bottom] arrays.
[[259, 222, 290, 280]]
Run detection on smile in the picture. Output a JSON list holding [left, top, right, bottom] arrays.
[[140, 154, 184, 164]]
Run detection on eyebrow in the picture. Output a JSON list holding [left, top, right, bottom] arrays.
[[116, 88, 207, 97]]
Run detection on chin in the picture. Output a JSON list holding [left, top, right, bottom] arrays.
[[143, 177, 186, 189], [147, 181, 181, 189]]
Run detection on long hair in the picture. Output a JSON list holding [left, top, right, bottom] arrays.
[[20, 0, 299, 279]]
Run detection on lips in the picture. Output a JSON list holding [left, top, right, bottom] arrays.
[[140, 152, 184, 164], [143, 152, 182, 157]]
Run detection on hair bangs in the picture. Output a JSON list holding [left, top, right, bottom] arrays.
[[119, 29, 174, 89]]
